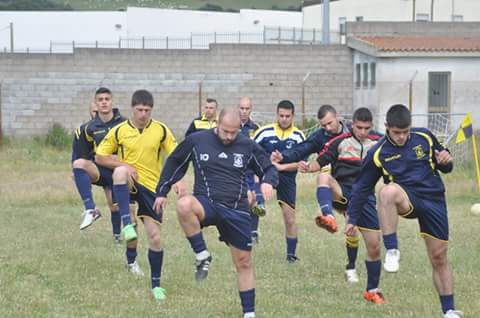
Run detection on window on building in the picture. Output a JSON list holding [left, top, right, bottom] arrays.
[[452, 15, 464, 22], [362, 63, 369, 88], [370, 62, 376, 88], [356, 16, 364, 22], [355, 63, 361, 89], [416, 13, 430, 22], [428, 72, 451, 113], [339, 17, 347, 35]]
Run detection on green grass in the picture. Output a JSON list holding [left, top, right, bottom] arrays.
[[54, 0, 302, 11], [1, 139, 480, 317]]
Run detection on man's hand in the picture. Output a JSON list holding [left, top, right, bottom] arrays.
[[435, 149, 452, 166], [260, 183, 274, 201], [298, 160, 321, 173], [298, 161, 309, 173], [344, 223, 358, 236], [153, 197, 167, 215], [173, 180, 187, 197], [271, 150, 283, 163]]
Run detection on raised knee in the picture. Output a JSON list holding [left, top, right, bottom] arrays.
[[379, 184, 399, 202], [112, 166, 129, 180], [72, 158, 89, 169], [316, 172, 331, 186], [176, 196, 195, 216]]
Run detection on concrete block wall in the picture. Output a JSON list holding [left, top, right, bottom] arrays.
[[0, 44, 353, 137]]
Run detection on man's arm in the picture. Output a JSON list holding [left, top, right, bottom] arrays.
[[429, 130, 453, 173], [316, 136, 342, 167], [248, 143, 279, 201], [95, 127, 138, 178], [156, 137, 194, 198], [249, 143, 279, 187], [281, 129, 325, 163]]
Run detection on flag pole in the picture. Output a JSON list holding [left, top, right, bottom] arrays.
[[472, 133, 480, 192]]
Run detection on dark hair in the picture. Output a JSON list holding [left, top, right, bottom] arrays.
[[352, 107, 373, 122], [386, 104, 411, 129], [206, 98, 218, 106], [317, 104, 336, 120], [131, 89, 154, 107], [277, 100, 295, 113], [95, 87, 112, 96]]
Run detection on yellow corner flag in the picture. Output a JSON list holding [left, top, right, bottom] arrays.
[[456, 113, 473, 144]]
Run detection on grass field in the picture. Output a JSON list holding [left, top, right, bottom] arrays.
[[1, 138, 480, 317], [54, 0, 302, 11]]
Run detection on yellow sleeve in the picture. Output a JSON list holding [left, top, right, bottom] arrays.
[[161, 124, 178, 156], [96, 127, 118, 156]]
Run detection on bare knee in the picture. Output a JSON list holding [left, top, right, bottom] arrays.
[[366, 240, 381, 260], [147, 231, 161, 249], [72, 158, 90, 170], [176, 196, 196, 218], [234, 253, 252, 272], [316, 172, 331, 186], [429, 244, 449, 268], [379, 184, 399, 203], [113, 166, 129, 182]]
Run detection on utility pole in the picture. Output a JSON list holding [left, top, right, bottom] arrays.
[[431, 0, 435, 21], [9, 22, 13, 52], [322, 0, 330, 44], [412, 0, 416, 21]]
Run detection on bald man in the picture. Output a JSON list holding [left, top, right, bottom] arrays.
[[238, 97, 265, 243], [155, 108, 278, 318]]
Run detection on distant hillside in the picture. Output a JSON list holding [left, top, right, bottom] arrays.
[[0, 0, 303, 11]]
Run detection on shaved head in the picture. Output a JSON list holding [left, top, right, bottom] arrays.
[[238, 97, 253, 124], [217, 108, 241, 145], [219, 107, 241, 127]]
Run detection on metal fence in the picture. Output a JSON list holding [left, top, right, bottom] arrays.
[[2, 27, 340, 54]]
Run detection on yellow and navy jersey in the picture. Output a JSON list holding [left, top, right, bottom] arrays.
[[185, 114, 218, 137], [71, 122, 89, 162], [73, 108, 126, 161], [253, 123, 306, 177], [253, 123, 306, 155], [96, 119, 177, 193], [240, 119, 259, 138], [347, 127, 452, 225]]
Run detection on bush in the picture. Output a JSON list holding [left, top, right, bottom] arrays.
[[45, 123, 71, 149], [198, 3, 224, 11]]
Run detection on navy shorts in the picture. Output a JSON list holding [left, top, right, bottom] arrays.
[[92, 163, 114, 188], [341, 185, 379, 231], [196, 195, 252, 251], [400, 187, 449, 241], [130, 181, 162, 224], [277, 173, 296, 210]]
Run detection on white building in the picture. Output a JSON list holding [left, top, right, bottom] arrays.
[[0, 7, 302, 52], [303, 0, 480, 32], [348, 35, 480, 129]]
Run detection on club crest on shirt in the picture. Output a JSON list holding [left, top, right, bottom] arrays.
[[233, 153, 244, 168], [412, 144, 426, 159]]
